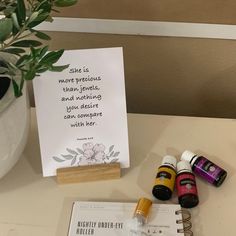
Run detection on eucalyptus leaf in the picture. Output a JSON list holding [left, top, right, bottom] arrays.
[[54, 0, 78, 7], [12, 79, 22, 97], [3, 48, 25, 55], [24, 69, 36, 80], [39, 46, 49, 57], [11, 12, 20, 30], [30, 46, 37, 58], [36, 67, 49, 73], [16, 0, 26, 26], [0, 18, 13, 42], [12, 24, 19, 35], [27, 12, 49, 28], [49, 64, 69, 72], [39, 49, 64, 65], [27, 11, 40, 24], [35, 0, 52, 12], [16, 55, 31, 67], [31, 30, 51, 40], [11, 40, 42, 47]]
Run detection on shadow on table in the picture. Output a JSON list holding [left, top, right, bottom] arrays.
[[123, 113, 173, 176]]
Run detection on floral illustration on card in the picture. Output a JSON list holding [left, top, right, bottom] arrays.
[[52, 142, 120, 166]]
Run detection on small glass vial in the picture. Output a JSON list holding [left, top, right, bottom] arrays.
[[133, 198, 153, 226], [176, 161, 199, 208], [152, 155, 177, 200], [181, 150, 227, 187]]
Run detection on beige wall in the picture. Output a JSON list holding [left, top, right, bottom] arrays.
[[28, 1, 236, 118], [54, 0, 236, 24], [40, 31, 236, 118]]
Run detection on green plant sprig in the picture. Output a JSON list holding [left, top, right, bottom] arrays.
[[0, 0, 77, 97]]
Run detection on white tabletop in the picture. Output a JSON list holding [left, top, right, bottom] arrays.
[[0, 108, 235, 236]]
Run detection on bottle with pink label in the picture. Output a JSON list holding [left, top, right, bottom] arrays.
[[176, 160, 199, 208], [181, 150, 227, 187]]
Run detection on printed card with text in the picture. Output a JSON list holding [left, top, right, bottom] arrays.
[[33, 47, 129, 176]]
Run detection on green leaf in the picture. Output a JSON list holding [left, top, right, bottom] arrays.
[[0, 18, 13, 42], [24, 69, 36, 81], [27, 11, 40, 24], [36, 67, 48, 73], [54, 0, 78, 7], [16, 55, 31, 67], [30, 46, 39, 60], [19, 76, 24, 91], [3, 48, 25, 55], [12, 25, 19, 35], [11, 40, 42, 47], [16, 0, 26, 26], [27, 12, 50, 28], [36, 0, 52, 12], [49, 64, 69, 72], [11, 13, 20, 30], [39, 49, 64, 65], [12, 79, 22, 97], [39, 46, 49, 57], [31, 29, 51, 40]]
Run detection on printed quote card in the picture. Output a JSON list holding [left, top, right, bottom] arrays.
[[33, 47, 129, 177]]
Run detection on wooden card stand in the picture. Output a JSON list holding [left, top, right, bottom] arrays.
[[56, 162, 121, 184]]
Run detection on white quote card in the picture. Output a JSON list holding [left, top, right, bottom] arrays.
[[33, 47, 129, 177]]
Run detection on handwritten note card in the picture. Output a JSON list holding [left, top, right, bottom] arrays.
[[33, 47, 129, 177]]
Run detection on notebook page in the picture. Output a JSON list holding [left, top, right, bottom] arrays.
[[68, 201, 184, 236]]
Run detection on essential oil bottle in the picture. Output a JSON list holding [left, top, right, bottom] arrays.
[[181, 150, 227, 187], [152, 155, 177, 200], [176, 161, 199, 208]]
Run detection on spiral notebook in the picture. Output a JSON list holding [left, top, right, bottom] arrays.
[[68, 201, 193, 236]]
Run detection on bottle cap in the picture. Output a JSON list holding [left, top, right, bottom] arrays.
[[177, 160, 192, 174], [162, 155, 177, 169], [133, 198, 152, 218], [181, 150, 196, 163]]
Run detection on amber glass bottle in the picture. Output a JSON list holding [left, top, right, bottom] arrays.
[[152, 155, 177, 200]]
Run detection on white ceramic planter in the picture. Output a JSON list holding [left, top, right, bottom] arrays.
[[0, 81, 30, 178]]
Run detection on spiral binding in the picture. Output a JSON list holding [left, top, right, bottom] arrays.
[[175, 209, 193, 236]]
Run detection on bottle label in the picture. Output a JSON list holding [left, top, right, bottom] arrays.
[[176, 173, 198, 197], [194, 156, 223, 184], [154, 167, 176, 191]]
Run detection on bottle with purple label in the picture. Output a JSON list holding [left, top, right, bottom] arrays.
[[181, 150, 227, 187]]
